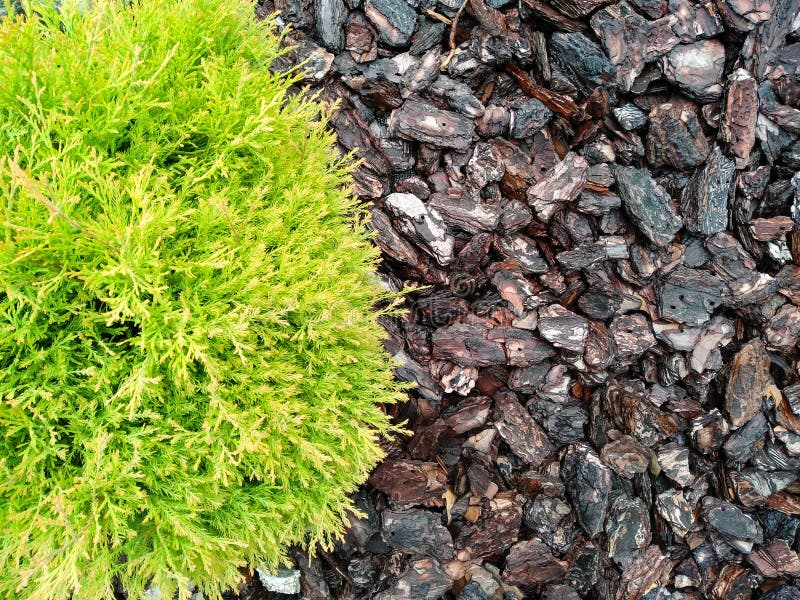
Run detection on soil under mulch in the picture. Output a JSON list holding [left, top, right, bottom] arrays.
[[236, 0, 800, 598]]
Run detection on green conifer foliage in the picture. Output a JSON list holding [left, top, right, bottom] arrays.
[[0, 1, 403, 597]]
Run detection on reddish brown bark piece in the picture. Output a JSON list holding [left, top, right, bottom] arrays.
[[468, 0, 507, 36], [720, 68, 758, 169], [345, 12, 378, 63], [370, 460, 446, 508], [601, 435, 652, 479], [505, 63, 582, 120], [768, 492, 800, 516], [602, 379, 678, 446], [749, 540, 800, 578], [444, 395, 491, 434], [502, 539, 567, 585], [518, 0, 586, 31], [548, 0, 612, 18], [615, 546, 674, 600], [725, 339, 773, 428], [750, 216, 795, 241], [454, 493, 523, 560]]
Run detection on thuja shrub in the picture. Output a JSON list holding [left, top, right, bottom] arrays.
[[0, 1, 404, 598]]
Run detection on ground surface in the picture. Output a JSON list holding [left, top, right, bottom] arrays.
[[241, 0, 800, 598]]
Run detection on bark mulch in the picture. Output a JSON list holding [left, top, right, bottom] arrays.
[[235, 0, 800, 598]]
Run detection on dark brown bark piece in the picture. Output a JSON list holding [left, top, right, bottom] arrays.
[[491, 138, 537, 201], [373, 558, 453, 600], [325, 87, 392, 198], [538, 304, 590, 353], [388, 99, 475, 151], [602, 379, 678, 445], [556, 236, 628, 270], [646, 103, 710, 170], [345, 12, 378, 63], [430, 75, 485, 118], [467, 141, 505, 189], [490, 264, 536, 316], [682, 146, 735, 234], [731, 469, 796, 507], [368, 206, 427, 270], [510, 97, 553, 139], [494, 389, 555, 466], [505, 64, 581, 119], [518, 0, 586, 31], [703, 496, 764, 553], [384, 193, 455, 266], [548, 0, 612, 19], [432, 323, 506, 367], [602, 435, 652, 479], [615, 166, 682, 247], [382, 510, 454, 560], [742, 0, 799, 79], [577, 191, 622, 215], [630, 0, 667, 17], [590, 1, 650, 91], [562, 443, 613, 538], [606, 495, 651, 568], [750, 216, 795, 241], [444, 395, 491, 434], [527, 152, 589, 222], [706, 232, 778, 305], [657, 489, 696, 538], [428, 193, 502, 234], [662, 39, 726, 101], [657, 443, 694, 486], [657, 266, 727, 324], [714, 0, 771, 32], [364, 0, 416, 47], [550, 32, 618, 99], [432, 323, 554, 367], [610, 313, 656, 360], [669, 0, 725, 41], [497, 234, 549, 274], [691, 409, 731, 453], [723, 411, 768, 463], [765, 304, 800, 350]]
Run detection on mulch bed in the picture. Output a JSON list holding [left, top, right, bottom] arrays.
[[233, 0, 800, 598]]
